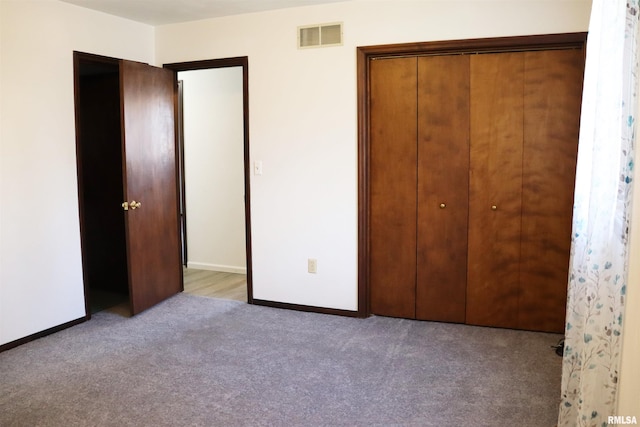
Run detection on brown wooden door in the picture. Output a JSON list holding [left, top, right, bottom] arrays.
[[416, 55, 469, 322], [467, 52, 524, 328], [121, 60, 182, 315], [519, 49, 583, 332], [369, 57, 418, 318], [467, 50, 582, 332]]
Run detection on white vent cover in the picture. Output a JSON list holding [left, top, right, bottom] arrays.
[[298, 22, 343, 49]]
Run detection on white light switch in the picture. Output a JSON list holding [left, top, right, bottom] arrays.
[[254, 160, 263, 176], [308, 258, 317, 274]]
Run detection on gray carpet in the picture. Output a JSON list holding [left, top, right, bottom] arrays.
[[0, 294, 562, 427]]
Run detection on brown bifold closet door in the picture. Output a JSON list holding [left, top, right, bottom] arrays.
[[416, 55, 469, 322], [367, 43, 582, 330], [369, 57, 418, 319], [467, 49, 583, 332], [518, 49, 583, 332], [121, 60, 182, 315], [467, 52, 524, 328]]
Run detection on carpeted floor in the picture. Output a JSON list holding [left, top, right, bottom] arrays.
[[0, 294, 563, 427]]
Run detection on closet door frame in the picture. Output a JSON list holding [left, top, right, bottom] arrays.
[[356, 32, 587, 318]]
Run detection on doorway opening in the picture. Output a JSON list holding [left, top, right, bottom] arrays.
[[164, 57, 253, 304], [74, 51, 184, 318], [74, 53, 129, 315]]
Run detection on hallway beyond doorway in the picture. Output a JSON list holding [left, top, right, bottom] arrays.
[[183, 268, 247, 302]]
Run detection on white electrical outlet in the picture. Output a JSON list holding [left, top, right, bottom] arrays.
[[308, 258, 317, 274]]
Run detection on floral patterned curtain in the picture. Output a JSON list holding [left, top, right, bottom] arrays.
[[558, 1, 639, 426]]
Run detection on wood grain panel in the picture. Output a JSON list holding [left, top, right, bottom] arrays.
[[121, 60, 182, 315], [519, 49, 583, 332], [416, 55, 469, 323], [369, 57, 418, 318], [467, 53, 524, 328]]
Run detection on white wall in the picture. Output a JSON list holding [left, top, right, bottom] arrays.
[[156, 0, 592, 311], [0, 0, 4, 343], [0, 0, 595, 341], [0, 0, 154, 346], [179, 67, 246, 274]]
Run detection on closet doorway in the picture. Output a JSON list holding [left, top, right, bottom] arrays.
[[165, 58, 253, 303], [74, 52, 183, 317], [357, 34, 586, 332]]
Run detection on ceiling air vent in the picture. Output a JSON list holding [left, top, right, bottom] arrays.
[[298, 22, 343, 49]]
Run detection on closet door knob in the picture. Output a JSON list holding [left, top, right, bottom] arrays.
[[439, 203, 446, 209], [491, 205, 497, 211]]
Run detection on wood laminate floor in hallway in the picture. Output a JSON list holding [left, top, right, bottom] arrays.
[[182, 268, 247, 302]]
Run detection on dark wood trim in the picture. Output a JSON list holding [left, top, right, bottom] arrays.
[[74, 51, 120, 67], [241, 61, 254, 305], [356, 46, 370, 318], [0, 317, 86, 353], [164, 57, 248, 72], [253, 299, 361, 318], [164, 57, 254, 304], [358, 32, 587, 59], [73, 51, 90, 318], [357, 33, 588, 318], [177, 80, 188, 267]]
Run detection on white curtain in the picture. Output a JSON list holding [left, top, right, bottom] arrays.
[[558, 1, 639, 426]]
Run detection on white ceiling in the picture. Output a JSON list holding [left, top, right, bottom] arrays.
[[59, 0, 352, 26]]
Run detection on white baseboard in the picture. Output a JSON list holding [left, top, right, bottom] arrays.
[[186, 262, 247, 275]]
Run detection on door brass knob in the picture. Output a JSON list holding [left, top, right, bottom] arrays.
[[439, 203, 446, 209], [491, 205, 497, 211], [122, 201, 142, 211]]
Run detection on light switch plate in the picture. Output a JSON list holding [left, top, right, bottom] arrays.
[[308, 258, 317, 274]]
